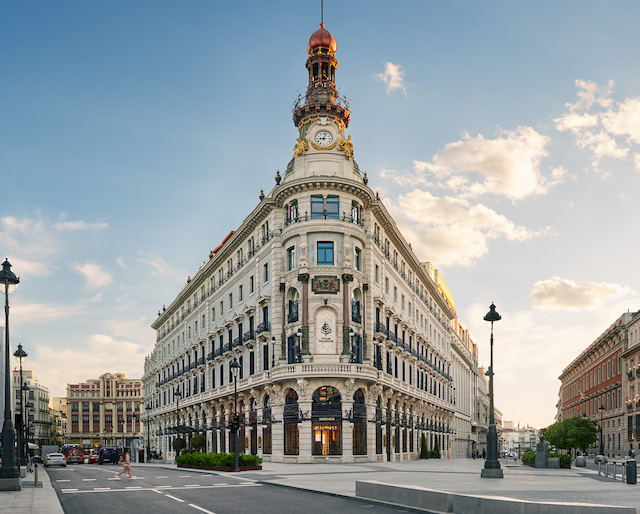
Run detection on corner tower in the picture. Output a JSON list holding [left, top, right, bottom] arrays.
[[287, 23, 361, 184]]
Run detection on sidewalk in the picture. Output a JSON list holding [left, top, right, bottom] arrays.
[[0, 466, 64, 514], [4, 458, 640, 513]]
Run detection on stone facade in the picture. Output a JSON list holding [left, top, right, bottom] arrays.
[[66, 372, 143, 448], [143, 22, 491, 464], [558, 312, 630, 457]]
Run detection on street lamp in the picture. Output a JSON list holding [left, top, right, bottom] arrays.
[[349, 328, 355, 363], [270, 336, 276, 368], [481, 302, 503, 479], [230, 357, 241, 472], [174, 387, 182, 458], [295, 329, 303, 363], [0, 259, 20, 484], [599, 404, 605, 456], [13, 343, 27, 469]]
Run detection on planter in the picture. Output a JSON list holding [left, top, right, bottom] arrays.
[[177, 463, 262, 472], [420, 454, 429, 459], [560, 464, 571, 469]]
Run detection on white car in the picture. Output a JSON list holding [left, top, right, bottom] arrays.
[[44, 453, 67, 467]]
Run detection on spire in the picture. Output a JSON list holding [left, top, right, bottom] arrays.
[[293, 22, 349, 132]]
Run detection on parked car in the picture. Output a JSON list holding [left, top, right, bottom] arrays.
[[99, 447, 120, 464], [88, 454, 99, 464], [44, 453, 67, 468]]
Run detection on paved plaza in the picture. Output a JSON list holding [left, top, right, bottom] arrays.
[[3, 458, 640, 512]]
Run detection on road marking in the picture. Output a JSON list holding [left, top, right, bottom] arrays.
[[108, 478, 121, 480], [156, 485, 172, 489], [125, 486, 143, 489], [82, 479, 96, 481], [59, 483, 263, 494], [165, 494, 185, 503], [152, 489, 163, 494], [94, 488, 111, 491], [61, 488, 78, 492], [184, 484, 200, 487], [155, 476, 169, 478], [189, 505, 216, 514], [57, 479, 71, 482], [178, 475, 190, 477]]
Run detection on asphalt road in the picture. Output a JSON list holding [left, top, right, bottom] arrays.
[[47, 464, 411, 514]]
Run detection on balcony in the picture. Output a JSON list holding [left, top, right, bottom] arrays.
[[257, 322, 270, 334], [375, 322, 386, 336], [243, 330, 256, 343], [233, 336, 243, 348]]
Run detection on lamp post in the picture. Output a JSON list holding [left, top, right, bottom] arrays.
[[230, 357, 241, 472], [481, 302, 503, 479], [13, 344, 27, 469], [599, 404, 605, 456], [295, 329, 303, 363], [0, 259, 20, 484], [174, 387, 182, 458], [270, 336, 276, 368], [349, 328, 355, 363]]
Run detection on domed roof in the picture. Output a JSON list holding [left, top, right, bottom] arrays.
[[307, 23, 337, 55]]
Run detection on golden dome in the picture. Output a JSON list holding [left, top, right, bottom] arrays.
[[307, 23, 337, 55]]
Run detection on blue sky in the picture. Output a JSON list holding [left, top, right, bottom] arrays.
[[2, 1, 640, 429]]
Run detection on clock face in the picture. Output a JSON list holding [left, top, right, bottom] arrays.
[[314, 130, 333, 147]]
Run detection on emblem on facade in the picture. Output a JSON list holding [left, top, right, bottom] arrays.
[[312, 275, 340, 294], [293, 137, 309, 157], [321, 322, 331, 335]]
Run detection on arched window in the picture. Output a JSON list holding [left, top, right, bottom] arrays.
[[351, 289, 361, 324], [288, 288, 299, 323], [353, 389, 367, 455], [284, 389, 299, 455]]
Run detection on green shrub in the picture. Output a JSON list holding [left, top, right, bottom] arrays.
[[522, 451, 535, 464], [190, 434, 206, 452], [176, 452, 263, 467]]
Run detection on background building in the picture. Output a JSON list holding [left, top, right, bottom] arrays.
[[50, 397, 68, 446], [621, 311, 640, 455], [501, 421, 538, 456], [12, 370, 51, 448], [558, 312, 630, 458], [66, 372, 143, 450]]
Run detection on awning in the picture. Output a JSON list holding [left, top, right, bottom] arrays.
[[28, 442, 39, 449]]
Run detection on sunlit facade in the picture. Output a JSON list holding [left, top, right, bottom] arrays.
[[143, 23, 485, 463]]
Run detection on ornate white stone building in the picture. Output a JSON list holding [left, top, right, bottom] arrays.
[[144, 22, 484, 463]]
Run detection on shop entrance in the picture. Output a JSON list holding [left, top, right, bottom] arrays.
[[312, 422, 341, 455]]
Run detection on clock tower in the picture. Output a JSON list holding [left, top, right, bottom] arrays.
[[288, 23, 360, 182]]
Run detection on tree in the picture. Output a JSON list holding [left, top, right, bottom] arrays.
[[190, 434, 206, 452], [173, 437, 185, 452], [541, 417, 597, 454]]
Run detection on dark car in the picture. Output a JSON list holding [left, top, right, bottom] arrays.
[[98, 447, 120, 464]]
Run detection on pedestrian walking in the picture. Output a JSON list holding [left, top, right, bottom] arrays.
[[482, 448, 486, 459], [117, 448, 132, 479]]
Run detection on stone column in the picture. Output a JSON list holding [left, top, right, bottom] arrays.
[[299, 400, 312, 462], [298, 273, 310, 357], [342, 274, 353, 357], [342, 399, 354, 462]]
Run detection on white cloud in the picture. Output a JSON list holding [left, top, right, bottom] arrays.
[[408, 126, 563, 200], [137, 251, 176, 278], [73, 262, 113, 290], [384, 190, 547, 267], [374, 62, 406, 96], [530, 276, 632, 310], [555, 79, 640, 171], [13, 302, 86, 323]]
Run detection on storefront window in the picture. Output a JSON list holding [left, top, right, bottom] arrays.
[[284, 389, 299, 455], [312, 386, 342, 455]]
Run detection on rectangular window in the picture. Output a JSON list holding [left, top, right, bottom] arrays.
[[310, 195, 324, 219], [264, 263, 269, 282], [326, 195, 339, 219], [317, 241, 334, 265], [250, 275, 254, 293], [355, 247, 361, 270], [239, 285, 243, 302], [229, 293, 233, 309], [220, 300, 223, 315], [375, 264, 379, 283], [287, 246, 296, 270]]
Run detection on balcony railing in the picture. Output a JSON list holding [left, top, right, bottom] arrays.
[[257, 322, 270, 334], [243, 330, 256, 342], [233, 336, 243, 348]]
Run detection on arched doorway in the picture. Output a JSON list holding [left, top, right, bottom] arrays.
[[250, 398, 258, 455], [352, 389, 367, 455], [312, 386, 342, 456], [284, 389, 299, 455], [375, 397, 383, 455]]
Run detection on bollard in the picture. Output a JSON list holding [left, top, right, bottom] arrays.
[[34, 462, 38, 486]]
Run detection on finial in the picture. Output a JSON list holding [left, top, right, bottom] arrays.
[[259, 189, 265, 200], [209, 250, 214, 259], [187, 276, 191, 283], [376, 191, 380, 200], [275, 170, 281, 185], [363, 171, 368, 185], [163, 305, 166, 312], [158, 310, 161, 317]]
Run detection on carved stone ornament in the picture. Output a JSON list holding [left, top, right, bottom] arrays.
[[338, 135, 354, 159], [312, 275, 340, 294]]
